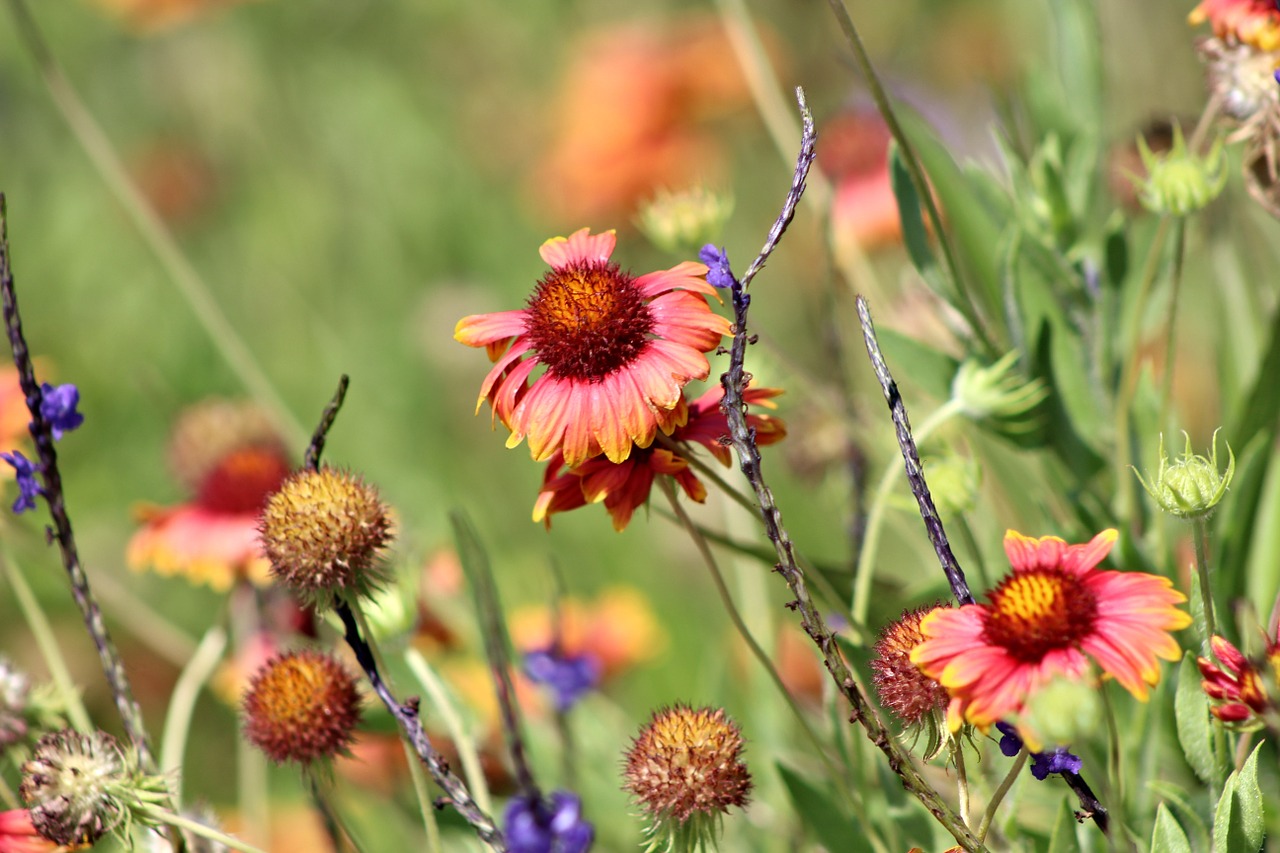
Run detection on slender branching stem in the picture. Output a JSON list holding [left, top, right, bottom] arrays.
[[161, 623, 229, 804], [1193, 517, 1217, 647], [976, 749, 1027, 843]]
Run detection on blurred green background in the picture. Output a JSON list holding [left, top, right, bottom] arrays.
[[0, 0, 1236, 849]]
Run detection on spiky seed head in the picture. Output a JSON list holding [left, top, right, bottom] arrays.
[[242, 649, 362, 765], [20, 730, 128, 846]]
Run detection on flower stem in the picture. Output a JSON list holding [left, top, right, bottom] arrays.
[[976, 749, 1027, 843], [0, 541, 92, 733], [1193, 517, 1217, 648], [160, 622, 228, 805], [952, 738, 971, 828], [136, 803, 268, 853]]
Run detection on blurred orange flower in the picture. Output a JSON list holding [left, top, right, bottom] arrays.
[[128, 400, 291, 591], [820, 107, 902, 257], [509, 586, 665, 680], [87, 0, 262, 33], [0, 367, 29, 481], [530, 16, 758, 223], [1189, 0, 1280, 51]]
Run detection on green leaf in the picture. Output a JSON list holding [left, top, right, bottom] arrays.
[[1147, 780, 1211, 850], [875, 327, 960, 403], [1045, 797, 1078, 853], [890, 141, 938, 282], [776, 762, 871, 853], [1174, 653, 1217, 785], [1151, 804, 1192, 853], [1212, 744, 1265, 853]]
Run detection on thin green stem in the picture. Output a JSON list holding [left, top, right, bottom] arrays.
[[976, 749, 1027, 843], [953, 738, 971, 828], [308, 773, 365, 853], [823, 0, 992, 352], [403, 647, 493, 814], [1099, 683, 1126, 818], [654, 433, 759, 515], [657, 478, 878, 846], [136, 803, 269, 853], [5, 0, 307, 448], [853, 398, 965, 624], [1193, 517, 1217, 648], [0, 542, 91, 733], [161, 622, 228, 805], [1157, 220, 1187, 433]]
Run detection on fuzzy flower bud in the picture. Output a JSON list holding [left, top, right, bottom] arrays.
[[242, 649, 362, 765], [623, 704, 752, 853], [636, 186, 734, 255], [1133, 123, 1226, 215], [259, 466, 393, 609], [19, 730, 168, 847], [1135, 430, 1234, 520], [950, 352, 1047, 426]]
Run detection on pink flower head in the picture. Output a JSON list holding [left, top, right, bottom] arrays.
[[456, 228, 731, 468], [912, 529, 1191, 737]]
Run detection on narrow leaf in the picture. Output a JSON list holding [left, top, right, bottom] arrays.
[[776, 762, 870, 853], [1151, 804, 1192, 853], [1173, 654, 1216, 785]]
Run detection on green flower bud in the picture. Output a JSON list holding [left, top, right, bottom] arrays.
[[1019, 676, 1102, 750], [636, 186, 734, 255], [1135, 430, 1235, 520], [951, 352, 1048, 426], [1133, 124, 1227, 216]]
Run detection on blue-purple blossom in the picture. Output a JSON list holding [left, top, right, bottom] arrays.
[[39, 383, 84, 441], [523, 648, 601, 712], [995, 722, 1082, 780], [698, 244, 735, 289], [1, 451, 41, 514], [503, 791, 594, 853]]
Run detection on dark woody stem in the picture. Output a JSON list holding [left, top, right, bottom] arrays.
[[717, 90, 985, 853], [0, 195, 154, 769], [301, 376, 506, 851], [855, 297, 1109, 831]]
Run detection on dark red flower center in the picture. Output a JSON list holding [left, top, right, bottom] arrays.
[[197, 446, 291, 514], [524, 260, 654, 382], [982, 569, 1098, 663]]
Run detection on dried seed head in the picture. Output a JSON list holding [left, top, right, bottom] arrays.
[[871, 604, 952, 727], [622, 704, 751, 851], [242, 650, 362, 765], [20, 730, 128, 846], [259, 466, 393, 608]]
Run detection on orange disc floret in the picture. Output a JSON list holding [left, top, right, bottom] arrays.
[[242, 650, 362, 765], [622, 704, 752, 824], [259, 466, 393, 607]]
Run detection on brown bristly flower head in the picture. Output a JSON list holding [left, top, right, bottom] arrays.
[[259, 466, 393, 609], [242, 649, 362, 766], [871, 604, 952, 728], [622, 704, 751, 852]]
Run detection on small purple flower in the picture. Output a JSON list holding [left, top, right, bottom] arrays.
[[503, 791, 594, 853], [699, 244, 736, 289], [994, 721, 1082, 780], [1, 450, 41, 513], [524, 648, 601, 712], [39, 383, 84, 441]]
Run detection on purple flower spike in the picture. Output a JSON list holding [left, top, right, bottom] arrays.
[[994, 721, 1082, 780], [504, 791, 594, 853], [38, 383, 84, 441], [524, 648, 601, 712], [1, 450, 41, 514], [699, 244, 736, 289]]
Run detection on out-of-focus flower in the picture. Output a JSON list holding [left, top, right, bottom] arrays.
[[0, 452, 41, 514], [821, 107, 902, 261], [241, 650, 362, 765], [531, 18, 755, 222], [1190, 0, 1280, 51], [0, 367, 28, 467], [0, 659, 32, 748], [995, 722, 1083, 781], [637, 187, 734, 256], [37, 384, 83, 441], [1109, 119, 1182, 212], [20, 730, 168, 847], [523, 648, 601, 713], [532, 385, 784, 531], [0, 809, 56, 853], [1199, 634, 1275, 722], [259, 466, 393, 610], [951, 352, 1048, 426], [1132, 124, 1227, 215], [623, 705, 751, 851], [912, 530, 1191, 746], [212, 631, 280, 707], [87, 0, 263, 33], [1135, 430, 1234, 520], [130, 140, 218, 226], [129, 400, 291, 591], [456, 228, 730, 468], [503, 791, 594, 853], [509, 587, 664, 681]]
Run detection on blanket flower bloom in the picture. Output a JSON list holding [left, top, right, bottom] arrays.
[[911, 529, 1191, 739], [1199, 633, 1277, 722], [532, 385, 784, 531], [1189, 0, 1280, 51], [455, 228, 731, 468]]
